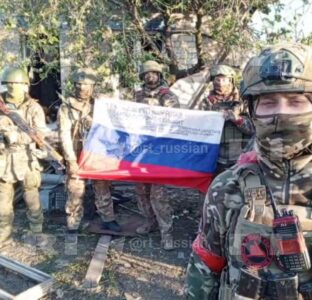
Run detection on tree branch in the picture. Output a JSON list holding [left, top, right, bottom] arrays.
[[126, 0, 163, 60]]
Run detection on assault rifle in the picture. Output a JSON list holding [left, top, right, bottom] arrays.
[[0, 95, 65, 170], [212, 100, 241, 111]]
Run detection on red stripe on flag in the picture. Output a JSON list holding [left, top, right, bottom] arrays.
[[77, 151, 213, 193]]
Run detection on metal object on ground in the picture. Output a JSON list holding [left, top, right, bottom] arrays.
[[0, 255, 54, 300]]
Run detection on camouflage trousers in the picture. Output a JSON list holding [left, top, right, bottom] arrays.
[[0, 170, 43, 243], [186, 252, 219, 300], [65, 177, 114, 230], [136, 183, 172, 234]]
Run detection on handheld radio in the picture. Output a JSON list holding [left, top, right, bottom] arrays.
[[269, 190, 311, 272]]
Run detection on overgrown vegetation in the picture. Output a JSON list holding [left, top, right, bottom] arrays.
[[0, 0, 311, 88]]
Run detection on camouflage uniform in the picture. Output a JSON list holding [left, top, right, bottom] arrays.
[[0, 68, 46, 244], [58, 70, 115, 231], [135, 61, 180, 243], [198, 65, 254, 174], [186, 44, 312, 299]]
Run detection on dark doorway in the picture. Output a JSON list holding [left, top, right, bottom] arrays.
[[28, 49, 61, 123]]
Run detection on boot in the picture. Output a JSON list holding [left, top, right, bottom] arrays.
[[161, 233, 175, 251], [136, 220, 158, 235], [22, 231, 48, 248], [102, 220, 122, 232]]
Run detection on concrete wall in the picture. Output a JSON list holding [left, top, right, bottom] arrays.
[[169, 13, 253, 71]]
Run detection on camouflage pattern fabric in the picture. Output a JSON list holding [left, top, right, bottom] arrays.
[[0, 93, 45, 242], [198, 88, 254, 173], [66, 177, 114, 230], [242, 43, 312, 96], [186, 148, 312, 299], [23, 169, 43, 233], [58, 97, 93, 162], [0, 181, 14, 243], [210, 65, 236, 79], [135, 83, 179, 234], [135, 83, 180, 108], [58, 96, 115, 230], [186, 252, 219, 300], [93, 181, 114, 222], [0, 94, 47, 182], [136, 183, 173, 234], [254, 111, 312, 161], [65, 176, 85, 230]]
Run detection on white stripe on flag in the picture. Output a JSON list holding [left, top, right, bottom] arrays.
[[93, 97, 224, 144]]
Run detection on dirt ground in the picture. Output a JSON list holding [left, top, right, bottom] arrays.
[[0, 184, 203, 300]]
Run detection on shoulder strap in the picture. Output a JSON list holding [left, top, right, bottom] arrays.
[[236, 163, 267, 222]]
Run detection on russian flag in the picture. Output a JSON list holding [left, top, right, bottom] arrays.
[[78, 97, 224, 193]]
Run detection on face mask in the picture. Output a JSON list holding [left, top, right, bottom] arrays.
[[144, 72, 160, 89], [253, 112, 312, 160], [6, 83, 27, 106], [213, 76, 233, 96], [74, 83, 94, 101]]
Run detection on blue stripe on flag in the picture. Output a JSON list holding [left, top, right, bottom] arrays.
[[84, 124, 219, 173]]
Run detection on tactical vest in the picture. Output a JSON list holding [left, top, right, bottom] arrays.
[[202, 93, 250, 170], [219, 120, 248, 166], [220, 163, 312, 300], [63, 97, 93, 157], [0, 96, 43, 182], [135, 85, 179, 108]]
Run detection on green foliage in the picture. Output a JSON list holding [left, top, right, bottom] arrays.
[[301, 33, 312, 46], [258, 0, 312, 44], [1, 0, 309, 89]]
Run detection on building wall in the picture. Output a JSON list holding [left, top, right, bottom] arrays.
[[171, 32, 253, 72], [169, 13, 253, 71]]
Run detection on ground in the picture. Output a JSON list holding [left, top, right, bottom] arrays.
[[0, 184, 203, 300]]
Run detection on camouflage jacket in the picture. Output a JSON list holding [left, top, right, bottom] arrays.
[[199, 89, 254, 167], [0, 93, 47, 182], [199, 149, 312, 297], [58, 96, 93, 162], [135, 84, 180, 108]]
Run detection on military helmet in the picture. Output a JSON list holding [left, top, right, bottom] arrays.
[[1, 67, 29, 84], [241, 43, 312, 97], [72, 68, 97, 84], [210, 65, 236, 80], [139, 60, 163, 79]]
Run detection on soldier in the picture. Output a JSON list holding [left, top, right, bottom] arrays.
[[0, 67, 46, 247], [186, 43, 312, 299], [135, 60, 179, 250], [58, 68, 121, 233], [198, 65, 254, 174]]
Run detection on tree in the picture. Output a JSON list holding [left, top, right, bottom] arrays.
[[252, 0, 312, 45], [1, 0, 305, 89]]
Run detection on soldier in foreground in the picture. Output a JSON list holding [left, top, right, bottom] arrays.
[[0, 67, 46, 247], [186, 43, 312, 299], [198, 65, 254, 174], [58, 68, 121, 233], [135, 60, 179, 250]]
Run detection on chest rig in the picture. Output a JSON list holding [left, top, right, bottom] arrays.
[[219, 162, 312, 300], [68, 98, 93, 155]]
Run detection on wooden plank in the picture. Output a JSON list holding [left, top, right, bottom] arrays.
[[14, 279, 54, 300], [83, 235, 112, 288]]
